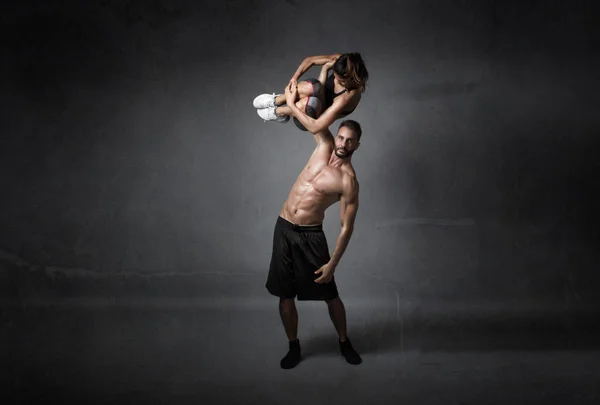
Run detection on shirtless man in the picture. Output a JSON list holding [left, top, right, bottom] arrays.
[[265, 82, 362, 369]]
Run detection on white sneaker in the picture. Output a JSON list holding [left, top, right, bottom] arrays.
[[257, 107, 289, 123], [253, 93, 281, 109]]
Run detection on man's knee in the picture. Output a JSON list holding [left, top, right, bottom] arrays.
[[325, 296, 342, 306], [279, 297, 296, 311]]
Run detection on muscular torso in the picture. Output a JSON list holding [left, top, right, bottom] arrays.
[[280, 144, 351, 225]]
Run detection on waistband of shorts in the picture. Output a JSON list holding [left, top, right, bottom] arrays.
[[278, 216, 323, 232]]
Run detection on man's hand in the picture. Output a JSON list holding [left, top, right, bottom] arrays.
[[285, 79, 298, 105], [314, 262, 335, 284]]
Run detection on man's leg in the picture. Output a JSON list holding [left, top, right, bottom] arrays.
[[325, 296, 348, 341], [279, 298, 298, 341], [291, 227, 361, 365], [265, 217, 302, 369], [279, 297, 302, 369], [326, 296, 362, 365]]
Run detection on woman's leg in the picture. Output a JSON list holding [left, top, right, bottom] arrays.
[[274, 79, 321, 106], [255, 79, 326, 124], [275, 95, 323, 119]]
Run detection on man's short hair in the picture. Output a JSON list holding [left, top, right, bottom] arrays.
[[338, 120, 362, 139]]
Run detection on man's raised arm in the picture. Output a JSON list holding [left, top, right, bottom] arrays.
[[284, 82, 333, 145], [287, 96, 346, 135]]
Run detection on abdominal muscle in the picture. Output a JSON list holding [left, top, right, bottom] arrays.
[[280, 179, 339, 226]]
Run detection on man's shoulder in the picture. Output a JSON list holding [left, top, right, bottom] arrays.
[[341, 168, 359, 195], [341, 164, 358, 181]]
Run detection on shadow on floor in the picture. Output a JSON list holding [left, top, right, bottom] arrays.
[[295, 311, 600, 357]]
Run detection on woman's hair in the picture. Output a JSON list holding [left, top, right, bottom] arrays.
[[333, 53, 369, 93]]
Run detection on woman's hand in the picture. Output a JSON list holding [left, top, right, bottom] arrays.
[[323, 55, 339, 70]]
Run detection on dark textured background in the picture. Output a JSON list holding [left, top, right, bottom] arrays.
[[2, 0, 598, 310], [2, 0, 599, 403]]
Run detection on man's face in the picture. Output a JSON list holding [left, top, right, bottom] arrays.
[[334, 127, 360, 159]]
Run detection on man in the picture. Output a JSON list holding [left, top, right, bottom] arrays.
[[265, 81, 363, 369]]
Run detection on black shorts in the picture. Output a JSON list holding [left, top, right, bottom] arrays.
[[265, 216, 339, 301]]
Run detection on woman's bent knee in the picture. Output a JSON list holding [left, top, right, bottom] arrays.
[[297, 78, 321, 98], [296, 96, 322, 118]]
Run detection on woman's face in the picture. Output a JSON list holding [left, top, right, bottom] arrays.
[[333, 73, 344, 87]]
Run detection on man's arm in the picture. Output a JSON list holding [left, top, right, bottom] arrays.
[[313, 128, 334, 146], [291, 54, 341, 81], [329, 174, 359, 268], [285, 81, 334, 145]]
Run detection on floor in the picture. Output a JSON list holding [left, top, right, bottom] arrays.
[[3, 301, 599, 405]]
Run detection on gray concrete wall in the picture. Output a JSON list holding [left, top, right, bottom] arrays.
[[2, 0, 599, 312]]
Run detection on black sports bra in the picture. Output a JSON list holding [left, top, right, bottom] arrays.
[[324, 74, 355, 116], [325, 74, 347, 97]]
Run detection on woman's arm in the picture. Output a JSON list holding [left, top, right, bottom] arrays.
[[291, 54, 341, 81], [318, 65, 329, 86], [318, 56, 338, 85]]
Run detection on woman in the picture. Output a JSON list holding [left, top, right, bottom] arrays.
[[253, 52, 369, 132]]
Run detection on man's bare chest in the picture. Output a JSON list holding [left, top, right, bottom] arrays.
[[302, 165, 343, 197]]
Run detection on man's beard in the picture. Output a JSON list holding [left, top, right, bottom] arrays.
[[335, 148, 354, 158]]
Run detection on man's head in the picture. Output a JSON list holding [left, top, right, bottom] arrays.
[[334, 120, 362, 159], [333, 53, 369, 93]]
